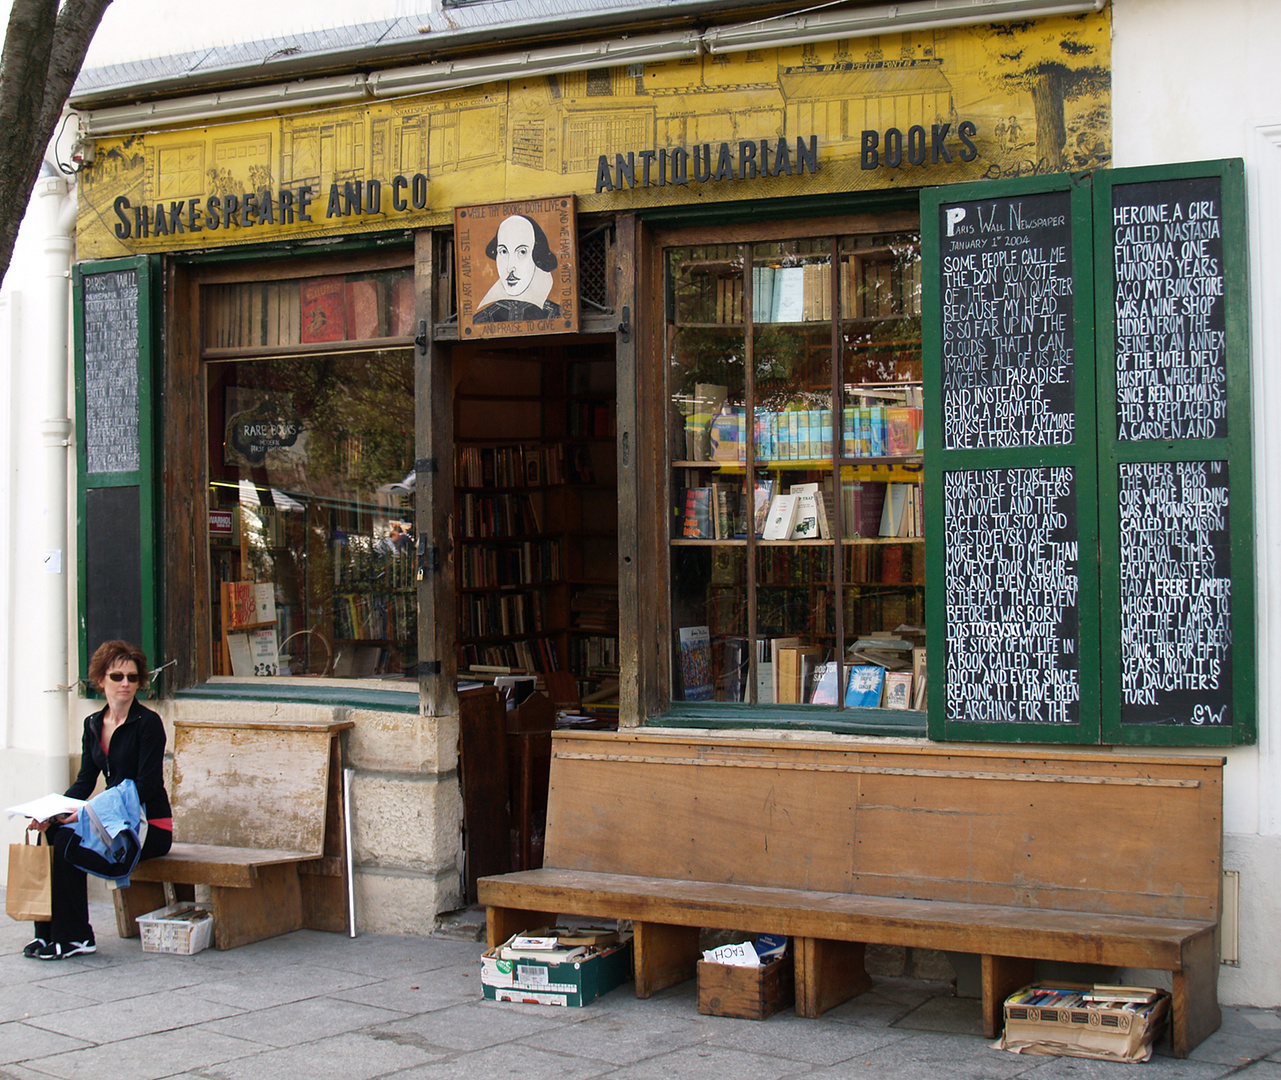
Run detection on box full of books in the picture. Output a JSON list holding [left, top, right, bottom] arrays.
[[137, 903, 215, 955], [481, 927, 632, 1007], [697, 935, 793, 1020], [997, 984, 1171, 1062]]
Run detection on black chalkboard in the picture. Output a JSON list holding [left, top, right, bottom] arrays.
[[82, 269, 141, 474], [1113, 176, 1226, 441], [943, 466, 1080, 725], [1117, 459, 1231, 726], [938, 190, 1076, 450], [85, 486, 143, 652]]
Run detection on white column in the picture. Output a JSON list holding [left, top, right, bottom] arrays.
[[27, 174, 75, 793]]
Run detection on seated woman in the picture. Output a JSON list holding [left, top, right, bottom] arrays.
[[26, 641, 174, 960]]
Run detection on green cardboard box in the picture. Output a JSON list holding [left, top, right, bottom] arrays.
[[481, 933, 633, 1007]]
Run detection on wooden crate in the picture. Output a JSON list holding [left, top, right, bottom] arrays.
[[697, 956, 795, 1020]]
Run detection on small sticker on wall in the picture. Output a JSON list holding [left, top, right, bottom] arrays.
[[43, 550, 62, 573]]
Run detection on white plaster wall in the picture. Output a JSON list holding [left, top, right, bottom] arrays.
[[1113, 0, 1281, 1006]]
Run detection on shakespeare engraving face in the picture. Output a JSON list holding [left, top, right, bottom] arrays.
[[486, 215, 557, 300]]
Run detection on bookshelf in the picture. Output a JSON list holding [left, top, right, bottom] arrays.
[[454, 346, 619, 704], [667, 228, 925, 708]]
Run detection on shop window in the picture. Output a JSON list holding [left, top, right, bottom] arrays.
[[202, 270, 416, 679], [665, 226, 926, 716]]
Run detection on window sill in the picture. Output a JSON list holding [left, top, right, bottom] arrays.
[[646, 703, 927, 737], [178, 676, 419, 713]]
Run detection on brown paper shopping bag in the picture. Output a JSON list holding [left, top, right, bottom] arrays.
[[6, 833, 52, 921]]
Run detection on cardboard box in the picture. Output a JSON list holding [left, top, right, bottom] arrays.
[[697, 955, 795, 1020], [481, 933, 632, 1007], [998, 984, 1171, 1062], [137, 903, 214, 955]]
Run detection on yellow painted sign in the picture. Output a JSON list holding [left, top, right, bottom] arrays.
[[76, 12, 1110, 258]]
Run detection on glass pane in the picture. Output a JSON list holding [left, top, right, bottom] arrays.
[[668, 245, 748, 701], [202, 268, 416, 351], [754, 545, 837, 705], [207, 348, 416, 679]]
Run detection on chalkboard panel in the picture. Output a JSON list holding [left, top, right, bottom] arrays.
[[1113, 176, 1226, 441], [85, 485, 142, 652], [938, 191, 1076, 450], [944, 466, 1080, 725], [82, 269, 140, 474], [1118, 460, 1231, 726]]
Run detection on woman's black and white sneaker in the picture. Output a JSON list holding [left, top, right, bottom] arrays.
[[22, 937, 47, 958], [36, 937, 96, 960]]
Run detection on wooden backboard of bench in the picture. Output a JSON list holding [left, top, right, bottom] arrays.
[[116, 717, 352, 949], [480, 730, 1224, 1054]]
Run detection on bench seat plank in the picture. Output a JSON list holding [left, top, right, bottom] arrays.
[[478, 868, 1214, 970], [130, 843, 319, 887]]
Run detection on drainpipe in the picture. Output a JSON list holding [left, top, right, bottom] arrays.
[[35, 170, 75, 793]]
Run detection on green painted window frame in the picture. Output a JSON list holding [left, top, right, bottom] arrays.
[[72, 256, 161, 688], [921, 160, 1253, 747]]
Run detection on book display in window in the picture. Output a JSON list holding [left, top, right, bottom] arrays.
[[667, 229, 925, 710]]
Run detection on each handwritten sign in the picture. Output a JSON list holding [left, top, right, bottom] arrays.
[[943, 466, 1080, 725], [938, 191, 1076, 450], [1118, 459, 1231, 726], [1113, 176, 1226, 441], [82, 270, 140, 474]]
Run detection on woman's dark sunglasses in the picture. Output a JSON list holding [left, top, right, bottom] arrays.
[[107, 672, 140, 683]]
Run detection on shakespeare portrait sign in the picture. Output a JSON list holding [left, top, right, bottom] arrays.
[[454, 197, 579, 338]]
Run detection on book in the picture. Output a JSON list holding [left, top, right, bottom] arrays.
[[776, 644, 822, 703], [5, 793, 86, 822], [761, 494, 799, 540], [883, 671, 913, 710], [789, 485, 821, 540], [769, 636, 802, 703], [844, 664, 885, 707], [710, 406, 743, 461], [299, 276, 347, 342], [808, 660, 841, 705], [772, 266, 805, 321], [678, 625, 713, 701], [879, 483, 910, 537], [682, 487, 712, 538], [911, 672, 928, 711], [752, 478, 775, 537], [345, 277, 383, 340]]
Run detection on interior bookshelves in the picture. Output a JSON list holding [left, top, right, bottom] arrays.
[[205, 265, 417, 678], [667, 230, 925, 709], [454, 345, 619, 709]]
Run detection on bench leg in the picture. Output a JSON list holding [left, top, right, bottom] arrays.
[[794, 938, 874, 1018], [981, 954, 1035, 1039], [1171, 929, 1221, 1057], [485, 906, 559, 951], [209, 864, 303, 950], [633, 922, 699, 998], [113, 881, 168, 938]]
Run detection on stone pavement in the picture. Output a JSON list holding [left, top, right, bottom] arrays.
[[2, 895, 1280, 1080]]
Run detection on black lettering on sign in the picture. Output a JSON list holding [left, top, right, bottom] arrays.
[[1112, 177, 1226, 441], [943, 466, 1080, 725], [1118, 460, 1231, 726], [81, 270, 140, 474], [937, 191, 1076, 450]]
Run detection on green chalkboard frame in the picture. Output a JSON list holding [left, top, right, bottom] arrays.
[[73, 256, 162, 693], [1094, 159, 1254, 747], [922, 172, 1100, 744], [922, 160, 1254, 747]]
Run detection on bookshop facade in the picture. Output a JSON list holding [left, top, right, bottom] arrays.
[[64, 2, 1262, 949]]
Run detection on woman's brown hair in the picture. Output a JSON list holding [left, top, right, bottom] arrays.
[[87, 640, 151, 690]]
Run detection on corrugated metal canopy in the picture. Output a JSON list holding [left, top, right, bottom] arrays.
[[71, 0, 782, 107]]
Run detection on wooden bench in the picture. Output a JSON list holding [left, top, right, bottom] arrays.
[[478, 731, 1225, 1057], [113, 717, 353, 950]]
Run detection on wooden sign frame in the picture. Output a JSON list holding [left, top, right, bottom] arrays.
[[454, 197, 578, 339]]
